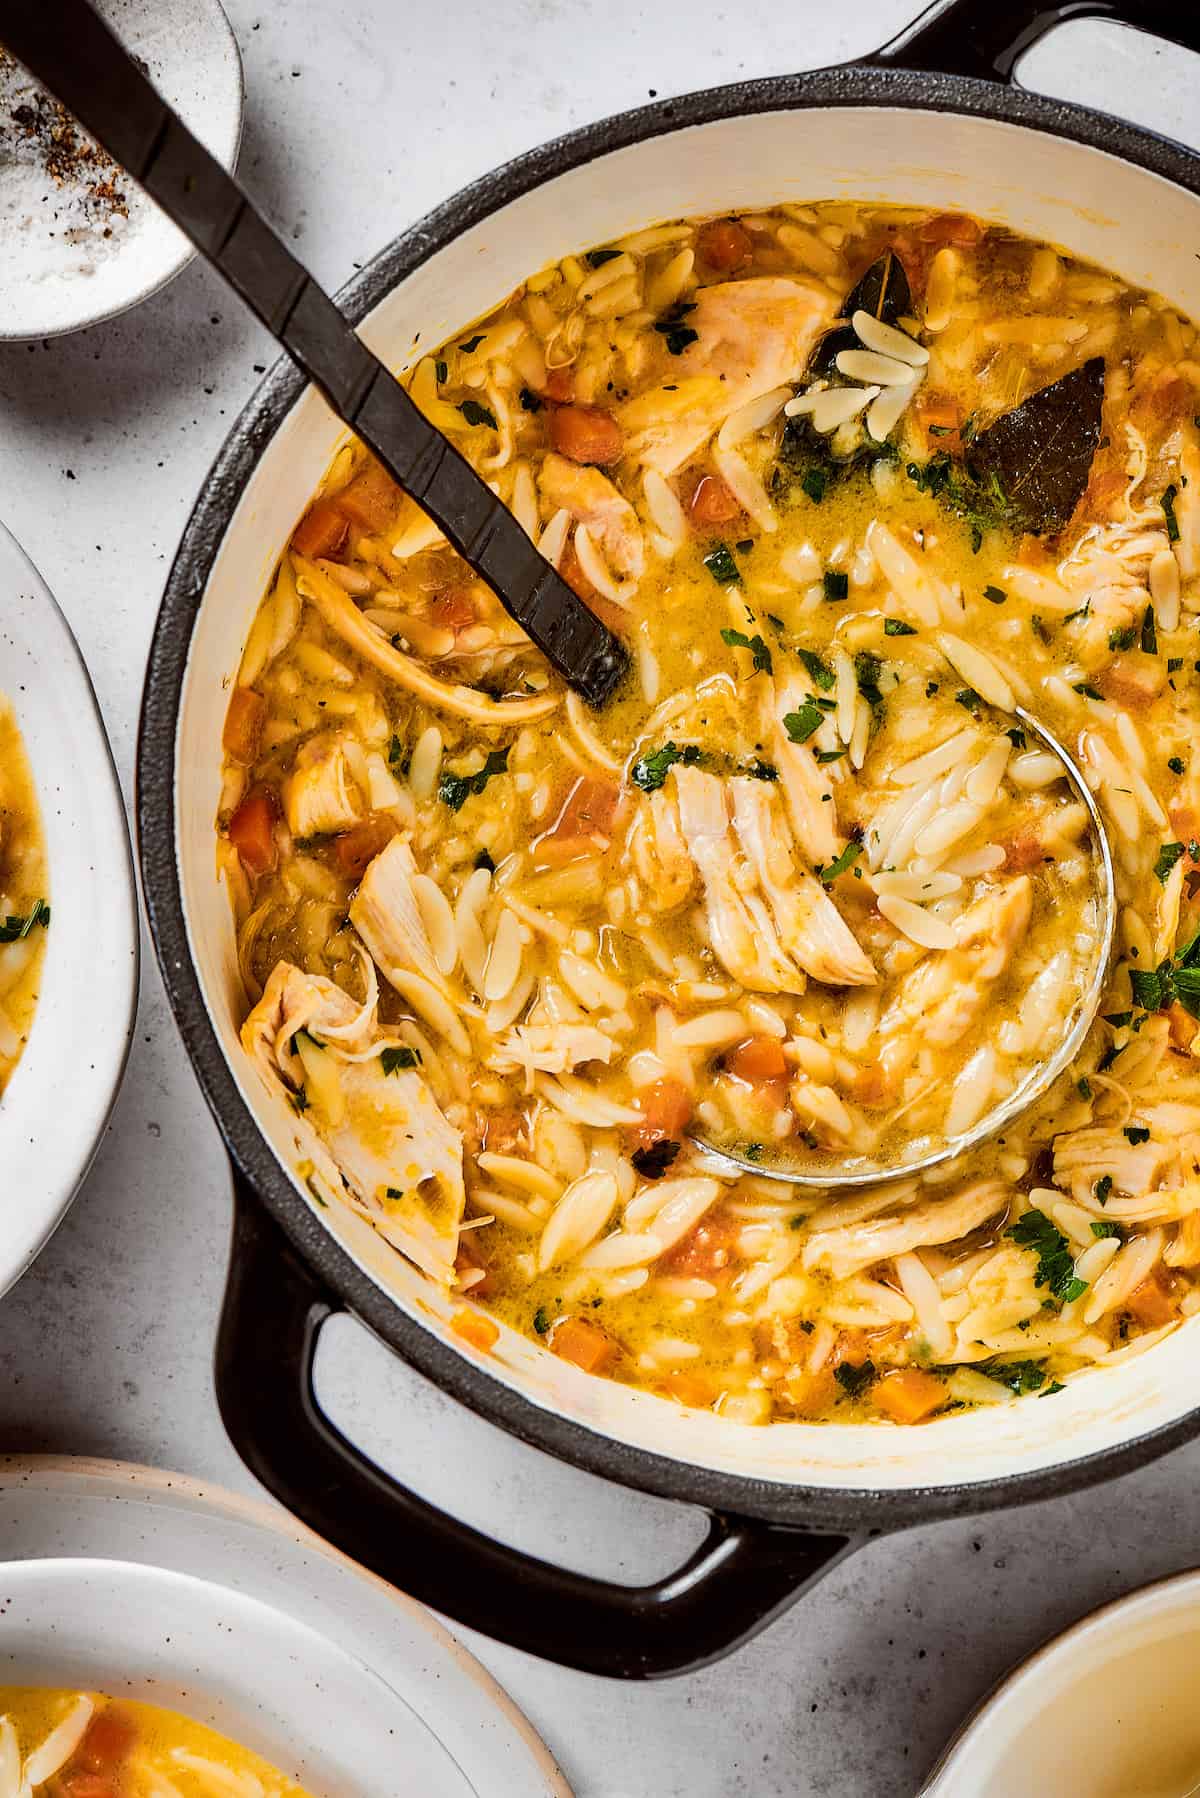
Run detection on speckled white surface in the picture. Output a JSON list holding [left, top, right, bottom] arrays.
[[1, 5, 1199, 1795]]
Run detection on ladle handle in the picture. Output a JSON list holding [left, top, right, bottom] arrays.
[[2, 0, 628, 707]]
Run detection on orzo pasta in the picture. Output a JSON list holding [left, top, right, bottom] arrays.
[[0, 692, 48, 1096], [221, 202, 1200, 1425]]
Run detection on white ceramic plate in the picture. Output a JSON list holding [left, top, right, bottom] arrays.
[[0, 1455, 571, 1797], [0, 523, 139, 1297], [922, 1568, 1200, 1797], [0, 0, 244, 340]]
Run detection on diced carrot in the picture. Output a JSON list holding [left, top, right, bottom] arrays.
[[914, 393, 963, 451], [689, 473, 742, 527], [61, 1778, 117, 1798], [292, 498, 349, 560], [333, 813, 397, 880], [918, 212, 983, 248], [583, 589, 630, 635], [658, 1371, 716, 1408], [451, 1307, 500, 1352], [782, 1368, 839, 1419], [430, 586, 476, 631], [551, 1315, 618, 1374], [76, 1709, 137, 1772], [726, 1036, 788, 1085], [228, 785, 279, 877], [659, 1210, 741, 1282], [872, 1368, 946, 1424], [696, 218, 753, 272], [335, 458, 402, 533], [535, 776, 620, 867], [634, 1076, 692, 1148], [543, 365, 575, 404], [480, 1107, 527, 1154], [222, 686, 266, 766], [1167, 1002, 1198, 1052], [1001, 835, 1045, 873], [559, 540, 596, 600], [1080, 468, 1127, 522], [1170, 800, 1199, 840], [548, 404, 624, 466], [851, 1062, 891, 1108], [1125, 1273, 1179, 1329]]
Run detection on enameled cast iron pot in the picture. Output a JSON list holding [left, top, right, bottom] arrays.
[[138, 0, 1200, 1679]]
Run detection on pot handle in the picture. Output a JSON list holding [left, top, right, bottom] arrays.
[[216, 1172, 861, 1679], [866, 0, 1200, 79]]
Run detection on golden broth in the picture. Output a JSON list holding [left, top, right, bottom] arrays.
[[0, 1686, 312, 1794], [0, 693, 49, 1096], [220, 203, 1200, 1425]]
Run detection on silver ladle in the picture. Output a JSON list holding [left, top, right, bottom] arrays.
[[692, 705, 1117, 1189]]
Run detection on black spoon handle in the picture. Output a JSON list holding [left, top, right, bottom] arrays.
[[3, 0, 628, 707]]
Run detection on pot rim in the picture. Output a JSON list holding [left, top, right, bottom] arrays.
[[138, 58, 1200, 1528]]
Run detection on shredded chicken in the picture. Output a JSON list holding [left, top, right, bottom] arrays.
[[242, 960, 465, 1282], [350, 837, 452, 999], [283, 732, 365, 837], [803, 1179, 1011, 1280], [769, 671, 842, 865], [538, 453, 645, 581], [618, 277, 832, 473]]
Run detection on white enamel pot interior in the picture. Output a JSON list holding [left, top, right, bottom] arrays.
[[0, 1557, 479, 1796], [140, 36, 1200, 1677]]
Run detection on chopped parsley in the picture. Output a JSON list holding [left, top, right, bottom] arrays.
[[474, 848, 496, 872], [532, 1306, 552, 1334], [1032, 614, 1050, 643], [1091, 1220, 1125, 1241], [801, 467, 827, 505], [519, 386, 543, 412], [1141, 605, 1159, 655], [1108, 624, 1137, 651], [985, 1359, 1049, 1395], [1154, 841, 1186, 883], [586, 247, 621, 267], [434, 357, 448, 384], [721, 626, 772, 673], [746, 758, 779, 781], [983, 585, 1007, 604], [797, 648, 835, 691], [630, 741, 701, 792], [822, 569, 849, 602], [387, 732, 406, 770], [458, 398, 497, 429], [704, 542, 743, 587], [1095, 1175, 1114, 1205], [955, 688, 983, 716], [1077, 1076, 1092, 1099], [1124, 1124, 1151, 1145], [631, 1139, 681, 1180], [884, 617, 916, 636], [814, 747, 846, 764], [1169, 756, 1186, 775], [816, 842, 862, 884], [1006, 726, 1027, 749], [458, 333, 485, 353], [438, 745, 510, 811], [1074, 682, 1104, 701], [834, 1359, 877, 1398], [782, 702, 824, 745], [1006, 1208, 1087, 1305], [0, 898, 49, 943], [381, 1046, 420, 1075], [855, 650, 885, 709], [1163, 482, 1181, 543]]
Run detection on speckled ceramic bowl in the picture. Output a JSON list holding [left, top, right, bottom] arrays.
[[0, 0, 243, 339], [0, 523, 138, 1297]]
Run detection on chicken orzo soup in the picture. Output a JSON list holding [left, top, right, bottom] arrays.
[[0, 692, 49, 1096], [222, 203, 1200, 1426], [0, 1688, 312, 1795]]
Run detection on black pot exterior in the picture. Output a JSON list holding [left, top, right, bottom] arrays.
[[139, 3, 1200, 1672]]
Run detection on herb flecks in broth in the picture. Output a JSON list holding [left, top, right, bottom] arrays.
[[219, 203, 1200, 1426]]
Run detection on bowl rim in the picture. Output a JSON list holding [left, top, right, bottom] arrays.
[[0, 0, 245, 343], [0, 522, 140, 1299], [138, 60, 1200, 1527], [918, 1564, 1200, 1793]]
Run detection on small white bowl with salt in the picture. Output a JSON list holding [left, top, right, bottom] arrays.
[[0, 0, 243, 339]]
